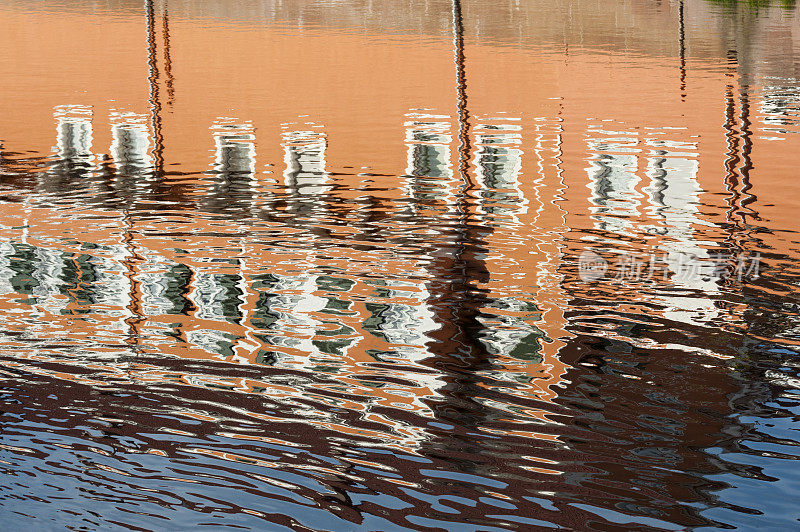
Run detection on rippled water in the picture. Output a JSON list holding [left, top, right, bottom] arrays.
[[1, 0, 800, 529]]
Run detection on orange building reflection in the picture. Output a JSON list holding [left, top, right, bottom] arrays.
[[0, 0, 798, 466]]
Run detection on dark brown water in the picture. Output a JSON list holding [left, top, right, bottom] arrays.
[[1, 0, 800, 529]]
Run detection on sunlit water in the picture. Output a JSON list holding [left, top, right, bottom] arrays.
[[1, 0, 800, 529]]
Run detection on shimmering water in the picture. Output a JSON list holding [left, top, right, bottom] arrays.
[[1, 0, 800, 529]]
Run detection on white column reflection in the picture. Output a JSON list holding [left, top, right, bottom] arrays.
[[282, 125, 329, 195], [644, 135, 719, 325], [585, 124, 642, 236], [402, 112, 454, 210], [473, 117, 526, 221], [110, 111, 153, 174], [54, 105, 94, 165]]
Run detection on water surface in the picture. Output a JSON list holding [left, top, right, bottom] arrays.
[[1, 0, 800, 529]]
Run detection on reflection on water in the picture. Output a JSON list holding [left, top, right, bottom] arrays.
[[1, 0, 800, 529]]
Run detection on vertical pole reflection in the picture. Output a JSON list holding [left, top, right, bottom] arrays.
[[146, 0, 164, 173], [162, 0, 175, 106], [723, 49, 744, 246], [120, 0, 168, 351], [416, 0, 494, 442], [721, 36, 760, 286], [679, 0, 686, 101], [121, 218, 145, 353], [453, 0, 474, 190], [738, 84, 758, 217], [722, 49, 758, 237], [422, 0, 490, 366]]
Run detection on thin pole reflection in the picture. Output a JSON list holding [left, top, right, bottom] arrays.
[[146, 0, 164, 173], [423, 0, 490, 366], [679, 0, 687, 101], [723, 50, 743, 234], [737, 83, 758, 218], [121, 216, 145, 353], [416, 0, 494, 447], [163, 0, 175, 106], [452, 0, 474, 191]]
